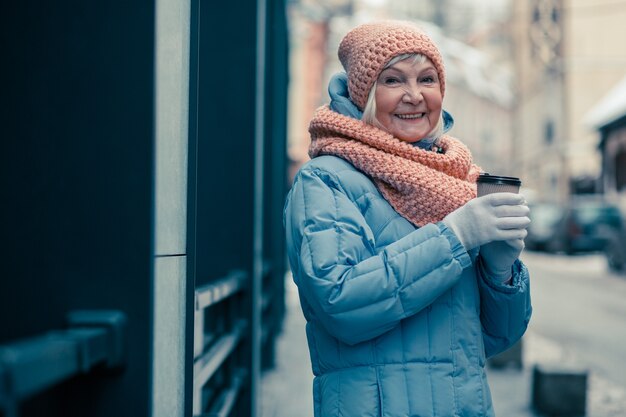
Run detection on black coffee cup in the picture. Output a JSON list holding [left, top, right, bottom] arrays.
[[476, 173, 522, 197]]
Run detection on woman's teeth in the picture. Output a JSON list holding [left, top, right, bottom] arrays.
[[396, 113, 424, 119]]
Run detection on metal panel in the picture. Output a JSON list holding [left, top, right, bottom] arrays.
[[152, 0, 192, 414], [153, 256, 187, 417], [189, 0, 262, 415], [195, 271, 247, 310], [0, 1, 156, 416], [154, 0, 191, 256], [0, 311, 126, 403], [186, 0, 288, 414], [261, 0, 290, 370], [191, 271, 249, 416]]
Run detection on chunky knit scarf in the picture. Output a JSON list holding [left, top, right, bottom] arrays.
[[309, 106, 481, 227]]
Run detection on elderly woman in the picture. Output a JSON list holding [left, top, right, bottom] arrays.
[[284, 20, 531, 416]]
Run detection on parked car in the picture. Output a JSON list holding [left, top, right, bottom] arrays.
[[525, 202, 564, 251], [525, 196, 623, 254]]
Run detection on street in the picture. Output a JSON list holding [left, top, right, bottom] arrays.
[[521, 251, 626, 389]]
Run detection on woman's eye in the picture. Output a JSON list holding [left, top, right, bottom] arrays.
[[383, 77, 400, 85], [421, 76, 435, 84]]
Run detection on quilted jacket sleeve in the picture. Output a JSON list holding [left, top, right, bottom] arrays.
[[284, 164, 472, 346], [477, 257, 532, 358]]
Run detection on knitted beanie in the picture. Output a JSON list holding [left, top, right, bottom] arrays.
[[338, 20, 446, 110]]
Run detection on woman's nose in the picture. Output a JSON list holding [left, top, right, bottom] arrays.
[[402, 84, 423, 103]]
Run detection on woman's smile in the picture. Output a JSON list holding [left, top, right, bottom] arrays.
[[395, 112, 426, 120]]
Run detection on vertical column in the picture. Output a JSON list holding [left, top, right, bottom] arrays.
[[152, 0, 191, 416], [191, 0, 262, 415], [252, 0, 267, 412]]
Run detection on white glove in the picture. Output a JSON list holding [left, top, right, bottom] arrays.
[[480, 238, 526, 282], [442, 193, 530, 251]]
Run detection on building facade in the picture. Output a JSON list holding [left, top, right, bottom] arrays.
[[587, 76, 626, 207], [564, 0, 626, 181], [288, 1, 515, 180], [511, 0, 568, 201], [512, 0, 626, 201]]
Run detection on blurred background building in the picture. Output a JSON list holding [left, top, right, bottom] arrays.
[[513, 0, 626, 202], [588, 76, 626, 202], [288, 0, 626, 205], [288, 0, 517, 181]]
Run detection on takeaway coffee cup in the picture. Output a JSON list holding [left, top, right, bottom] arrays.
[[476, 173, 522, 197]]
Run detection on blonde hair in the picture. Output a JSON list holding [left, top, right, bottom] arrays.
[[361, 53, 444, 141]]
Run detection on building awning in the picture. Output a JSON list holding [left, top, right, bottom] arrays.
[[584, 75, 626, 130]]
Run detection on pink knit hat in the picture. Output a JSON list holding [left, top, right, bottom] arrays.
[[338, 20, 446, 110]]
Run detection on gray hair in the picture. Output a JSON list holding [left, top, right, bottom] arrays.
[[361, 53, 444, 141]]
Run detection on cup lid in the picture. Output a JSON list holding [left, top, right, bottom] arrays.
[[477, 173, 521, 186]]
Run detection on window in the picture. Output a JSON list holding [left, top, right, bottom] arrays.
[[544, 119, 554, 145]]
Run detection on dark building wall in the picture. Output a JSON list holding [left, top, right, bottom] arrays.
[[187, 0, 289, 413], [1, 0, 288, 415], [0, 2, 156, 417], [192, 0, 258, 282]]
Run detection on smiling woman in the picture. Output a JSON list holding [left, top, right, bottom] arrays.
[[367, 54, 443, 142], [284, 20, 532, 417]]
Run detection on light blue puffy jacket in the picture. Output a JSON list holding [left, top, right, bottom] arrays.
[[284, 155, 532, 417]]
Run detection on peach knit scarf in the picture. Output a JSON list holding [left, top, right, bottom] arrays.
[[309, 106, 480, 227]]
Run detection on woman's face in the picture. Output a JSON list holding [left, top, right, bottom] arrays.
[[374, 57, 442, 143]]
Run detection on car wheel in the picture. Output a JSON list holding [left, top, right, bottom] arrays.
[[546, 238, 561, 254]]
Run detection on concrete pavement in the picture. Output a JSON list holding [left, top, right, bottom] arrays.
[[261, 274, 626, 417]]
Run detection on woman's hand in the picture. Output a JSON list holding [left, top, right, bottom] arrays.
[[442, 193, 530, 251], [480, 238, 525, 282]]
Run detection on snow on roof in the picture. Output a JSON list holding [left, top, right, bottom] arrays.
[[418, 21, 513, 108], [584, 75, 626, 130]]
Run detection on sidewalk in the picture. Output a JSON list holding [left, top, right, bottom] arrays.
[[261, 275, 626, 417]]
